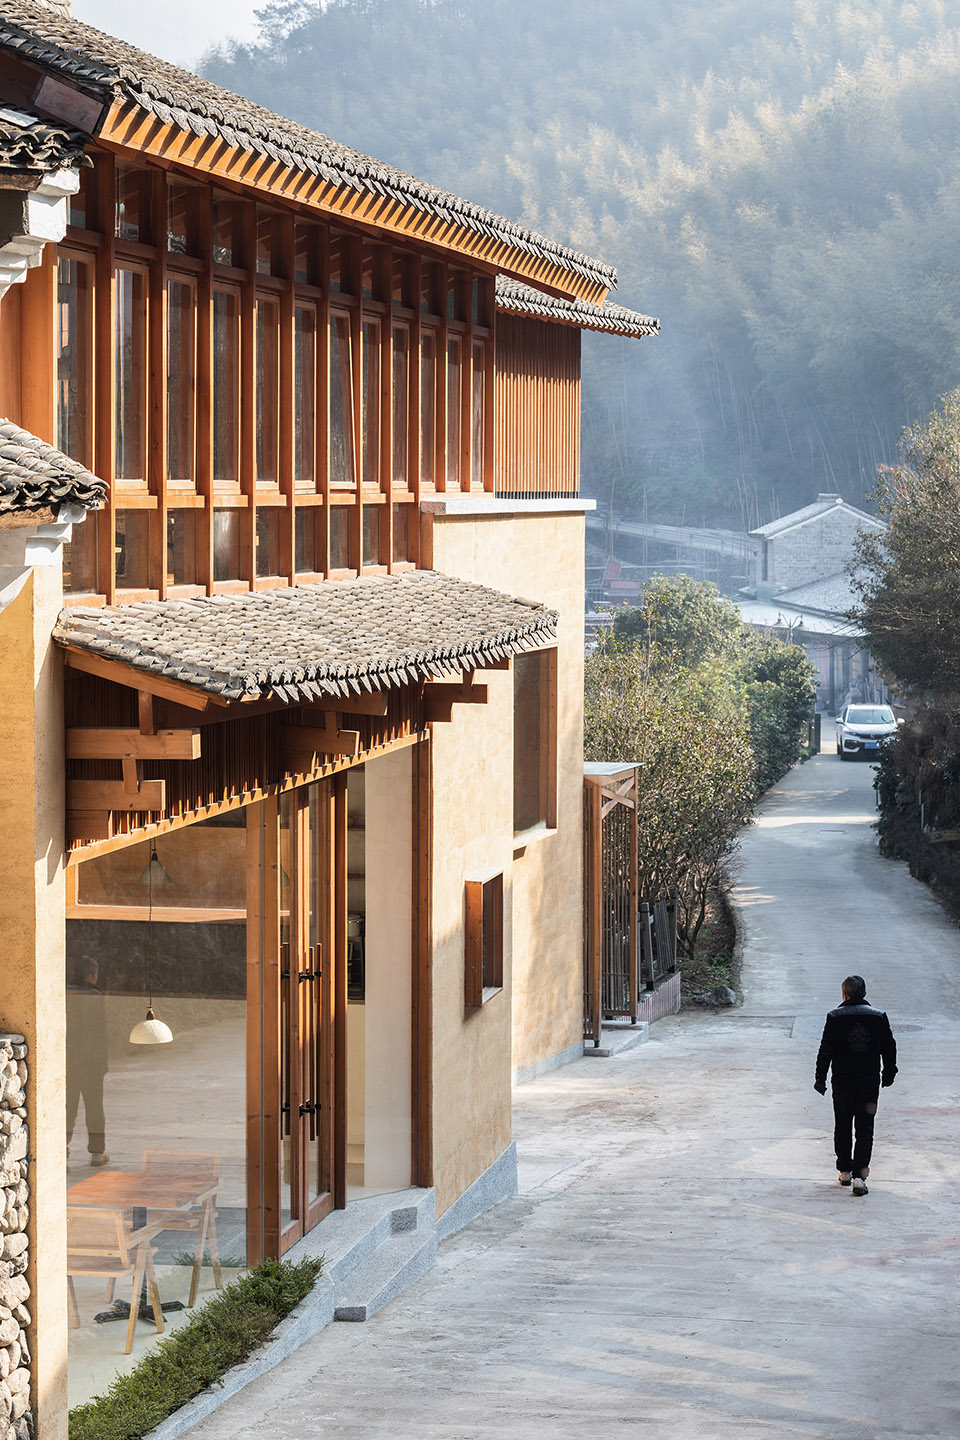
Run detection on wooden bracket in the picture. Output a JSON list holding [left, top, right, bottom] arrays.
[[68, 780, 167, 813], [423, 681, 488, 724], [283, 720, 361, 770], [66, 729, 202, 760]]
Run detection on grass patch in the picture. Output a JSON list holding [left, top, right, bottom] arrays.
[[680, 887, 738, 1002], [68, 1256, 323, 1440]]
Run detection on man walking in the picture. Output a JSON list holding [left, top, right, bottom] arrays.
[[814, 975, 897, 1195]]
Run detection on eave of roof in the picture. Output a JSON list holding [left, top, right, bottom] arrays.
[[750, 496, 885, 539], [0, 101, 88, 176], [0, 418, 107, 516], [0, 0, 616, 301], [495, 277, 659, 338], [54, 571, 558, 704]]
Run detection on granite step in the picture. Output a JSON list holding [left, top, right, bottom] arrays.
[[333, 1227, 438, 1322]]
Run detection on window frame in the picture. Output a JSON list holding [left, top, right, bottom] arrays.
[[512, 646, 559, 842], [464, 869, 504, 1008]]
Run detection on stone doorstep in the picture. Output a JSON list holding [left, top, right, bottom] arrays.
[[582, 1020, 650, 1059], [332, 1227, 438, 1322]]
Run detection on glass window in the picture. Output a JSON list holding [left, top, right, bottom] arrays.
[[361, 320, 380, 488], [446, 335, 461, 489], [57, 256, 92, 467], [330, 314, 355, 488], [421, 263, 439, 315], [115, 267, 147, 483], [392, 327, 408, 488], [256, 299, 279, 485], [212, 198, 242, 267], [330, 507, 351, 570], [295, 509, 317, 573], [213, 509, 241, 582], [63, 515, 99, 596], [392, 503, 410, 565], [255, 506, 282, 577], [256, 213, 282, 277], [67, 164, 94, 230], [420, 330, 436, 488], [116, 168, 149, 243], [328, 237, 342, 292], [213, 290, 240, 486], [514, 649, 557, 834], [167, 184, 198, 256], [167, 509, 199, 587], [66, 822, 249, 1408], [294, 224, 320, 286], [294, 308, 316, 487], [167, 278, 196, 486], [115, 510, 151, 590], [362, 505, 380, 567], [471, 340, 485, 489]]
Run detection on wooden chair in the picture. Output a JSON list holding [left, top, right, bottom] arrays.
[[66, 1206, 164, 1355], [141, 1150, 223, 1308]]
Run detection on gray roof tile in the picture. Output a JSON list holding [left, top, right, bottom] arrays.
[[495, 277, 659, 338], [0, 0, 615, 291], [0, 102, 88, 174], [0, 418, 107, 515], [55, 570, 558, 703]]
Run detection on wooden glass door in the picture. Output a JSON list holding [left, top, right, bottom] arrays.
[[277, 781, 337, 1250]]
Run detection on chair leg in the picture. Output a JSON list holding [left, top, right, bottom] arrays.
[[187, 1207, 209, 1309], [207, 1203, 222, 1291], [125, 1247, 148, 1355], [67, 1276, 80, 1330], [105, 1279, 116, 1303], [144, 1251, 164, 1336]]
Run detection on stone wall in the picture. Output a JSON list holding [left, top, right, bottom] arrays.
[[0, 1035, 31, 1440]]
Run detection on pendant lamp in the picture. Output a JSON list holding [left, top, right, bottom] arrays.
[[130, 845, 174, 1045]]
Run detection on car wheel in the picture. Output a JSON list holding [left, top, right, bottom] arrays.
[[838, 745, 848, 761]]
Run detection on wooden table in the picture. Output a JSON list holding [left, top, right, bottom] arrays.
[[68, 1170, 222, 1309]]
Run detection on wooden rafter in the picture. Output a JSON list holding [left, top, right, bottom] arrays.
[[61, 645, 226, 710]]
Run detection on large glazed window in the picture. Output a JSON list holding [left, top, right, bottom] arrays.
[[66, 818, 250, 1404], [294, 307, 316, 487], [361, 319, 380, 489], [256, 298, 280, 485], [115, 267, 147, 484], [513, 648, 558, 836], [330, 313, 355, 489], [213, 289, 240, 486], [167, 278, 196, 487], [58, 255, 98, 594]]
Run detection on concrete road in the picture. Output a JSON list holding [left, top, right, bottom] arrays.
[[189, 751, 960, 1439]]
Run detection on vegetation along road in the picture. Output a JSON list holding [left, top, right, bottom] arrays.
[[185, 745, 960, 1438]]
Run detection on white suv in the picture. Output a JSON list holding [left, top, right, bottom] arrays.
[[836, 703, 898, 760]]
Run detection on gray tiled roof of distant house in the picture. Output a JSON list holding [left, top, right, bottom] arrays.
[[0, 0, 616, 293], [775, 571, 859, 617], [750, 494, 885, 539], [0, 103, 88, 174], [0, 419, 106, 515], [495, 277, 659, 338], [55, 571, 558, 703]]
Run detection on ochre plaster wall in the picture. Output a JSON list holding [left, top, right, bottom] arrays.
[[0, 565, 68, 1440], [427, 511, 585, 1216]]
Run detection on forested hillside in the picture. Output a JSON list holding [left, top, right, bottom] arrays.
[[204, 0, 960, 523]]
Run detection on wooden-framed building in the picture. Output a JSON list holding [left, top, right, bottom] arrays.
[[0, 2, 658, 1433]]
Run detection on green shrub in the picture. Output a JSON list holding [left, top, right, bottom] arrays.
[[68, 1256, 322, 1440]]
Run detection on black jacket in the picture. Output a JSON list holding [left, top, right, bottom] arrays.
[[815, 999, 897, 1089]]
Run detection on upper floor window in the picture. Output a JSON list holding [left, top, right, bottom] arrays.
[[115, 266, 147, 484], [514, 649, 558, 836]]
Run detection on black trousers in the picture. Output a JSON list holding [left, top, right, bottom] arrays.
[[832, 1079, 880, 1177], [66, 1067, 106, 1153]]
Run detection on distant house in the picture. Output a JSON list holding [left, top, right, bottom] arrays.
[[737, 493, 889, 713]]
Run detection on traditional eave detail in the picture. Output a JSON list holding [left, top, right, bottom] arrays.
[[0, 103, 87, 177], [0, 418, 107, 516], [55, 571, 558, 704], [495, 277, 659, 338], [0, 0, 616, 302], [0, 105, 81, 297]]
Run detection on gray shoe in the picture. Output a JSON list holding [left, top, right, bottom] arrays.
[[838, 1171, 852, 1186], [852, 1174, 868, 1196], [89, 1152, 110, 1167]]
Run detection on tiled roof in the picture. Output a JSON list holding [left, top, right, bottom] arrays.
[[0, 418, 107, 515], [495, 277, 659, 338], [750, 494, 884, 539], [0, 102, 87, 174], [775, 571, 858, 616], [0, 1, 615, 293], [55, 571, 558, 703]]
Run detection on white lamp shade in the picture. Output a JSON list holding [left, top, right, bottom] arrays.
[[129, 1008, 173, 1045]]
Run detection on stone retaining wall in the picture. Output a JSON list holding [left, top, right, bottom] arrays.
[[0, 1035, 31, 1440]]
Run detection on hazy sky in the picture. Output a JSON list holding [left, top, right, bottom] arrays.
[[72, 0, 261, 70]]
